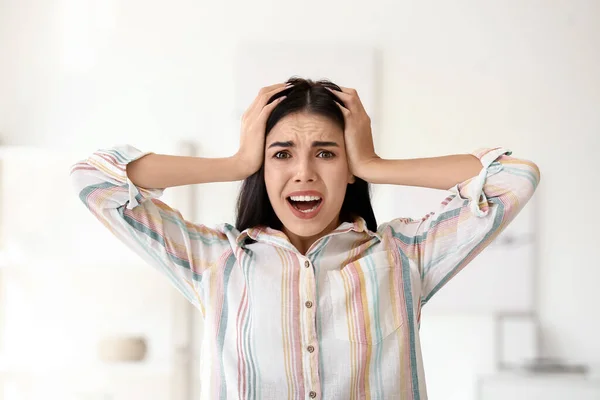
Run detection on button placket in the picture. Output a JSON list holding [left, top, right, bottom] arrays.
[[300, 256, 320, 399], [304, 261, 316, 354]]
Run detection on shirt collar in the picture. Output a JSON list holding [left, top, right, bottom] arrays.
[[235, 216, 380, 251]]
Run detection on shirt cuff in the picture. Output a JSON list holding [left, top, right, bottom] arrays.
[[87, 144, 164, 209], [461, 147, 512, 217]]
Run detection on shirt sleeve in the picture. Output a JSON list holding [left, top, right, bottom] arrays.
[[69, 145, 233, 312], [383, 147, 541, 306]]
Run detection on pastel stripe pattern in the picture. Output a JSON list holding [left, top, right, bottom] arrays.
[[70, 145, 540, 399]]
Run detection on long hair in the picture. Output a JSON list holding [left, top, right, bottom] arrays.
[[235, 77, 377, 233]]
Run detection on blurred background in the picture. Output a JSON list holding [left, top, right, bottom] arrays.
[[0, 0, 599, 399]]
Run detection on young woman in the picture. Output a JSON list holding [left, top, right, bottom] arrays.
[[71, 77, 540, 399]]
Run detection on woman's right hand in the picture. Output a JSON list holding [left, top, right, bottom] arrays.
[[235, 83, 290, 177]]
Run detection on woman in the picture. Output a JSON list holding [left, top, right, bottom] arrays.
[[71, 77, 540, 399]]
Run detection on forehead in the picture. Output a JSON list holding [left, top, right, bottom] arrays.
[[267, 112, 343, 144]]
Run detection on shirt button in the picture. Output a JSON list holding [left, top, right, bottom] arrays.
[[304, 260, 310, 268], [305, 301, 313, 308], [307, 345, 315, 353], [309, 391, 317, 398]]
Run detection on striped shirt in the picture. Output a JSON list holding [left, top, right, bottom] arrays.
[[70, 145, 540, 400]]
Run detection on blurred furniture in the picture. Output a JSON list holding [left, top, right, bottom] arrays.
[[478, 373, 600, 400]]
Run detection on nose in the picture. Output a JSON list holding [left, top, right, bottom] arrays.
[[294, 158, 317, 183]]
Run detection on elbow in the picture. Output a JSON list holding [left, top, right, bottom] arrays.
[[69, 160, 91, 192], [534, 164, 541, 185], [528, 160, 542, 188], [69, 160, 105, 210], [508, 156, 541, 189], [517, 160, 541, 203]]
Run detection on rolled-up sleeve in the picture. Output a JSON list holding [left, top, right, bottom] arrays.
[[70, 145, 232, 312], [385, 147, 541, 305]]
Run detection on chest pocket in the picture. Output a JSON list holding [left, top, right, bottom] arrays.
[[327, 250, 403, 345]]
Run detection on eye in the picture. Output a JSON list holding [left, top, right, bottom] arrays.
[[317, 150, 335, 159], [273, 151, 290, 159]]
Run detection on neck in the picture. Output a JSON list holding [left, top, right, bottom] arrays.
[[283, 217, 341, 255]]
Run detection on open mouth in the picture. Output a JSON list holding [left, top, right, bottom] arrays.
[[286, 195, 323, 214]]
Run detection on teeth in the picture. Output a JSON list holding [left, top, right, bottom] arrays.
[[289, 195, 321, 202], [298, 204, 319, 213]]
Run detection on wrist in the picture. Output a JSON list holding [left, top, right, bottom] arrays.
[[232, 152, 261, 179], [353, 154, 383, 182]]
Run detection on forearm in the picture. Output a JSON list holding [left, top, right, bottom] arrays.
[[127, 153, 249, 189], [358, 154, 482, 190]]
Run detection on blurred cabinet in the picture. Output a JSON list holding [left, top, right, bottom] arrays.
[[478, 373, 600, 400]]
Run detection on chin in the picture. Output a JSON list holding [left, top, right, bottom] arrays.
[[274, 198, 342, 239]]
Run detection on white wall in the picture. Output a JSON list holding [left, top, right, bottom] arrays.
[[1, 0, 599, 396]]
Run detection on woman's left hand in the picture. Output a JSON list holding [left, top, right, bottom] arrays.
[[326, 86, 380, 179]]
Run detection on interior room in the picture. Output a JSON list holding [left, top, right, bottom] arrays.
[[0, 1, 598, 399]]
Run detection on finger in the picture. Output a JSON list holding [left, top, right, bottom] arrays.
[[325, 87, 354, 104], [260, 86, 291, 112], [261, 84, 292, 105], [246, 83, 290, 117], [337, 86, 358, 95], [259, 82, 290, 94], [266, 95, 286, 109], [325, 86, 348, 97], [324, 88, 350, 110], [327, 86, 366, 113], [326, 87, 358, 112], [335, 87, 363, 104], [333, 99, 351, 116], [257, 96, 286, 120]]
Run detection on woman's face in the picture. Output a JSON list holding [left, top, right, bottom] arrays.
[[264, 112, 355, 247]]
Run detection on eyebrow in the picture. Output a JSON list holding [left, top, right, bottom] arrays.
[[267, 140, 339, 149]]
